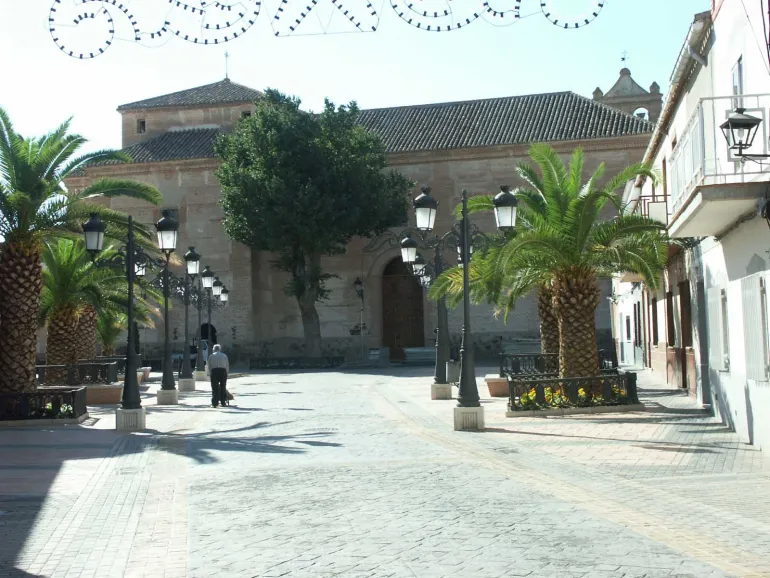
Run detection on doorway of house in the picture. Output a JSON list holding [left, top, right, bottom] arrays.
[[381, 258, 424, 360]]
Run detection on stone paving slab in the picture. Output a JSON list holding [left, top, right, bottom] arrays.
[[0, 368, 767, 577]]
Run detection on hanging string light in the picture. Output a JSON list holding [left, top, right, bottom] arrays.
[[539, 0, 606, 29], [269, 0, 380, 36], [47, 0, 607, 59]]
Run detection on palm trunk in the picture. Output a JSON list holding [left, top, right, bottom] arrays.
[[46, 306, 80, 383], [75, 305, 98, 361], [0, 240, 43, 393], [537, 284, 559, 355], [552, 266, 601, 378]]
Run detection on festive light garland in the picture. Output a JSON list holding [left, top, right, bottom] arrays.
[[269, 0, 380, 36], [47, 0, 606, 59], [539, 0, 605, 29]]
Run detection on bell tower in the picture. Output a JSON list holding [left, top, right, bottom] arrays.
[[593, 68, 662, 123]]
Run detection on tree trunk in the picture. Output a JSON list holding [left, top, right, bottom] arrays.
[[103, 344, 116, 356], [298, 291, 323, 358], [293, 252, 323, 358], [552, 266, 601, 378], [46, 306, 80, 383], [75, 305, 98, 361], [0, 240, 43, 393], [537, 284, 559, 355]]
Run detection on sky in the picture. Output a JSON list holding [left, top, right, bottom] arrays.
[[0, 0, 709, 153]]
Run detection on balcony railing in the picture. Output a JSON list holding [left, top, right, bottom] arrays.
[[668, 94, 770, 218]]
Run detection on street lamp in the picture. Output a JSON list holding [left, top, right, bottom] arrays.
[[179, 246, 200, 391], [196, 266, 215, 375], [401, 235, 418, 264], [212, 277, 223, 297], [412, 254, 427, 276], [720, 108, 769, 160], [493, 185, 519, 232], [353, 278, 365, 360], [414, 186, 438, 232], [155, 210, 179, 403], [82, 213, 146, 430], [220, 286, 229, 302]]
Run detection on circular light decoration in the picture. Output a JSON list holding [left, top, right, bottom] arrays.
[[389, 0, 483, 32], [539, 0, 606, 29], [48, 0, 137, 59], [481, 0, 522, 26], [166, 0, 261, 45], [269, 0, 380, 36]]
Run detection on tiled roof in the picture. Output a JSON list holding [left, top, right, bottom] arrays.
[[357, 92, 653, 152], [117, 79, 262, 111], [83, 90, 653, 172]]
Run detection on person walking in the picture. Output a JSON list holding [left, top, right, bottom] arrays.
[[206, 344, 230, 407]]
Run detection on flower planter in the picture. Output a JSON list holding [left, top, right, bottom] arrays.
[[85, 384, 124, 405], [484, 374, 509, 397]]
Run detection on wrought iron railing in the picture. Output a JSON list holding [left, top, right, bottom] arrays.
[[36, 363, 119, 386], [0, 386, 88, 421], [249, 356, 345, 370], [95, 356, 127, 374], [507, 372, 638, 412], [499, 349, 617, 377]]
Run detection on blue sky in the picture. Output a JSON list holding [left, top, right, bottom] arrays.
[[0, 0, 708, 152]]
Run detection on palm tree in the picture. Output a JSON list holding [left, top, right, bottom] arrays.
[[40, 239, 161, 377], [97, 310, 127, 357], [0, 107, 161, 392], [431, 144, 668, 377]]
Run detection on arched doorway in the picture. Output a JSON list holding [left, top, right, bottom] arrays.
[[201, 323, 218, 345], [382, 258, 424, 359]]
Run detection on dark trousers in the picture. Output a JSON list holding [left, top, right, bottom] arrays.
[[210, 368, 228, 406]]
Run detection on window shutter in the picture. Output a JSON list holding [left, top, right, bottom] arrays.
[[707, 287, 723, 370], [742, 274, 769, 381]]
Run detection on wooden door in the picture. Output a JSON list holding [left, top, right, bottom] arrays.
[[382, 258, 424, 358]]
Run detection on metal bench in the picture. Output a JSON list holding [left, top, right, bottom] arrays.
[[401, 347, 435, 366]]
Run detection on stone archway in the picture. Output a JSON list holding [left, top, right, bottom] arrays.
[[201, 323, 218, 345], [381, 258, 424, 359]]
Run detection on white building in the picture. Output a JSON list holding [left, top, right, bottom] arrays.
[[615, 0, 770, 451]]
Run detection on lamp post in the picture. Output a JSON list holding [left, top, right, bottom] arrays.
[[178, 246, 200, 391], [155, 210, 180, 405], [82, 213, 148, 431], [402, 185, 517, 430], [194, 272, 206, 379], [199, 266, 215, 366], [353, 278, 365, 360]]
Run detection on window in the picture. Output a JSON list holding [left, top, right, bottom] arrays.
[[626, 316, 632, 340], [732, 56, 744, 109], [651, 297, 659, 345], [241, 111, 251, 118], [136, 119, 146, 134], [720, 289, 730, 369], [633, 107, 649, 121], [666, 291, 675, 347]]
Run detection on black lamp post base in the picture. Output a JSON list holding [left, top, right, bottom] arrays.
[[156, 389, 179, 405], [453, 406, 485, 431]]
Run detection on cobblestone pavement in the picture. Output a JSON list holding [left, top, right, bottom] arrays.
[[0, 368, 768, 577]]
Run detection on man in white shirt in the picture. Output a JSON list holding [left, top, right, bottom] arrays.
[[206, 344, 230, 407]]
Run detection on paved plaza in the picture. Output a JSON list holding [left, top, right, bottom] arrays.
[[1, 368, 769, 578]]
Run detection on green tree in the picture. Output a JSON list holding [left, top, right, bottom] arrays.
[[0, 107, 161, 392], [215, 90, 412, 357], [431, 144, 667, 377]]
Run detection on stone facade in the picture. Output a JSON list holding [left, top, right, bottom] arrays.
[[65, 81, 653, 366]]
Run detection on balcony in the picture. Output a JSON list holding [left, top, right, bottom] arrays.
[[667, 94, 770, 238]]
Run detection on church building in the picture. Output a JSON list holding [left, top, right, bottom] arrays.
[[66, 69, 659, 365]]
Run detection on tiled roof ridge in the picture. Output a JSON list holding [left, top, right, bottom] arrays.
[[359, 90, 575, 113], [117, 78, 262, 111]]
